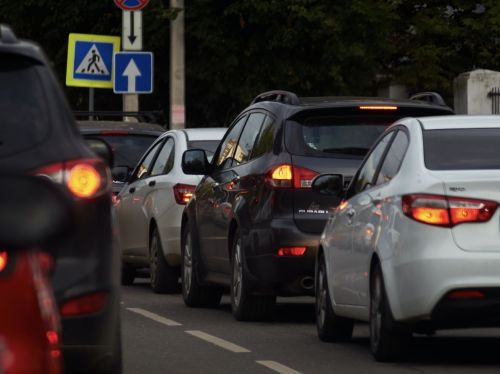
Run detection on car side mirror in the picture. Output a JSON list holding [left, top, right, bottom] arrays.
[[112, 166, 130, 183], [182, 149, 209, 175], [85, 138, 114, 169], [311, 174, 344, 197]]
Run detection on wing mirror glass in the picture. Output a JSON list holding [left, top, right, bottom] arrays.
[[112, 166, 130, 183], [85, 138, 114, 169], [182, 149, 209, 175], [311, 174, 344, 197]]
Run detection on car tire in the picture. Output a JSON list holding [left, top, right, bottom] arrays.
[[121, 267, 136, 286], [316, 253, 354, 342], [150, 228, 180, 294], [370, 262, 411, 362], [231, 229, 276, 321], [181, 224, 222, 308]]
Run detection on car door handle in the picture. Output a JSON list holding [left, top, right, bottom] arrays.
[[129, 187, 136, 193], [212, 182, 220, 190], [149, 180, 156, 187], [346, 209, 356, 218]]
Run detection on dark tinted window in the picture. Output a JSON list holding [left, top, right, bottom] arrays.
[[252, 116, 276, 160], [93, 135, 157, 169], [234, 113, 265, 164], [151, 138, 175, 176], [424, 129, 500, 170], [355, 132, 394, 192], [376, 131, 409, 184], [187, 140, 219, 163], [136, 142, 162, 179], [0, 57, 49, 158], [214, 116, 246, 170]]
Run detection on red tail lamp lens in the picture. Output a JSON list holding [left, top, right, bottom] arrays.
[[448, 197, 497, 225], [68, 164, 101, 197], [293, 165, 319, 189], [265, 165, 319, 189], [359, 106, 397, 110], [173, 184, 196, 205], [449, 291, 485, 299], [0, 252, 7, 272], [60, 291, 108, 316], [276, 247, 307, 256]]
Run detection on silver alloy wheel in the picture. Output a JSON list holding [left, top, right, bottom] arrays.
[[232, 239, 243, 307], [150, 237, 158, 285], [183, 234, 192, 294], [317, 265, 327, 329], [371, 272, 382, 348]]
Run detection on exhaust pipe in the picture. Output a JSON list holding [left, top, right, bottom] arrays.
[[300, 276, 315, 290]]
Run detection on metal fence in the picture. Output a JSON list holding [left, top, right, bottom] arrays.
[[491, 87, 500, 114]]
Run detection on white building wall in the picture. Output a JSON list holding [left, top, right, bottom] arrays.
[[454, 69, 500, 114]]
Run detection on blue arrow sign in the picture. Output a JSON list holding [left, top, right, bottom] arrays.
[[113, 52, 153, 93]]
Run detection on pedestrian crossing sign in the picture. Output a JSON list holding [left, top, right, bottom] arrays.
[[66, 33, 121, 88]]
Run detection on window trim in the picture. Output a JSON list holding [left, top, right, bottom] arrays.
[[373, 126, 410, 187], [131, 137, 166, 182], [150, 136, 176, 177]]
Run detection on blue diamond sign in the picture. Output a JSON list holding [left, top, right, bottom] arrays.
[[113, 52, 153, 94]]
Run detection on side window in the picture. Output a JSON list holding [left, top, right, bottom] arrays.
[[376, 131, 409, 185], [215, 116, 247, 171], [136, 141, 162, 179], [151, 138, 175, 176], [355, 132, 394, 192], [233, 113, 266, 164], [252, 116, 277, 160]]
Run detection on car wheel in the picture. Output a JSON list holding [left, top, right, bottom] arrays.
[[316, 253, 354, 342], [230, 229, 276, 321], [150, 228, 180, 294], [370, 262, 411, 362], [121, 267, 136, 286], [181, 223, 222, 307]]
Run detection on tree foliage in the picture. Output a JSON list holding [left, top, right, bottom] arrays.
[[2, 1, 500, 127]]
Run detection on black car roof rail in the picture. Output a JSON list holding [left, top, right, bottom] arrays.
[[0, 24, 19, 44], [251, 90, 300, 106], [73, 111, 163, 124], [409, 92, 447, 107]]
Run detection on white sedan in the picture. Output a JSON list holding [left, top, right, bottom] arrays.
[[313, 116, 500, 361], [115, 128, 227, 293]]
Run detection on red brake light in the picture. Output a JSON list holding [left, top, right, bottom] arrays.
[[100, 131, 129, 136], [449, 291, 485, 299], [359, 106, 397, 110], [0, 252, 7, 272], [67, 164, 101, 197], [265, 165, 319, 189], [276, 247, 307, 256], [173, 184, 196, 205], [402, 194, 498, 227], [293, 165, 320, 189], [60, 291, 108, 316]]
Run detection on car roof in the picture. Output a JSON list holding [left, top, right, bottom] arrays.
[[0, 25, 47, 64], [418, 115, 500, 130], [177, 128, 227, 141], [77, 121, 165, 136]]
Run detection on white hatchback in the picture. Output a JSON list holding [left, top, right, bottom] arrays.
[[115, 128, 227, 293], [313, 116, 500, 361]]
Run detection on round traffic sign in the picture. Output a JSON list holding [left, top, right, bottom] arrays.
[[114, 0, 149, 11]]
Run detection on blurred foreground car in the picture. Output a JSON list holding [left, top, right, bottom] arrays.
[[0, 176, 71, 374], [314, 115, 500, 362], [115, 128, 226, 292], [180, 90, 454, 321], [0, 25, 120, 373]]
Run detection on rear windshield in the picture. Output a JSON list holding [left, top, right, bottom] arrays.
[[424, 129, 500, 170], [0, 57, 49, 158], [188, 140, 219, 162], [92, 135, 157, 168]]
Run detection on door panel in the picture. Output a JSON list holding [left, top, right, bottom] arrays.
[[117, 182, 138, 255], [195, 175, 219, 269]]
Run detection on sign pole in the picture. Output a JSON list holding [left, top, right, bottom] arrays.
[[89, 88, 94, 121], [170, 0, 185, 129]]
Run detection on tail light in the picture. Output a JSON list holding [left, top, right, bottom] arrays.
[[0, 252, 7, 272], [32, 159, 110, 202], [173, 184, 196, 205], [402, 194, 498, 227], [276, 247, 307, 256], [359, 106, 397, 110], [449, 290, 485, 299], [265, 165, 319, 189], [60, 291, 108, 316]]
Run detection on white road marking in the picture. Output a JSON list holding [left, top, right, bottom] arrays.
[[185, 330, 250, 353], [127, 308, 182, 326], [256, 361, 303, 374]]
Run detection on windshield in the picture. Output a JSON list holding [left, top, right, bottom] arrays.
[[92, 134, 158, 168], [424, 129, 500, 170], [188, 140, 219, 162]]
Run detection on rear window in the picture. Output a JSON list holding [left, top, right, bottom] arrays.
[[0, 57, 49, 158], [188, 140, 219, 162], [424, 129, 500, 170], [92, 135, 157, 168]]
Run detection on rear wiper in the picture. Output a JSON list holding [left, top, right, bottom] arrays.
[[322, 147, 370, 155]]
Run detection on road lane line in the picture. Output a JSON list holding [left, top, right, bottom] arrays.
[[185, 330, 250, 353], [127, 308, 182, 326], [256, 361, 303, 374]]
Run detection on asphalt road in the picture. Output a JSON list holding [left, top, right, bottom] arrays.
[[122, 275, 500, 374]]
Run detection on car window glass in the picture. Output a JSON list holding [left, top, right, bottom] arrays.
[[252, 116, 277, 160], [376, 131, 408, 185], [151, 138, 175, 176], [136, 142, 162, 179], [215, 116, 246, 171], [355, 132, 394, 192], [234, 113, 265, 164]]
